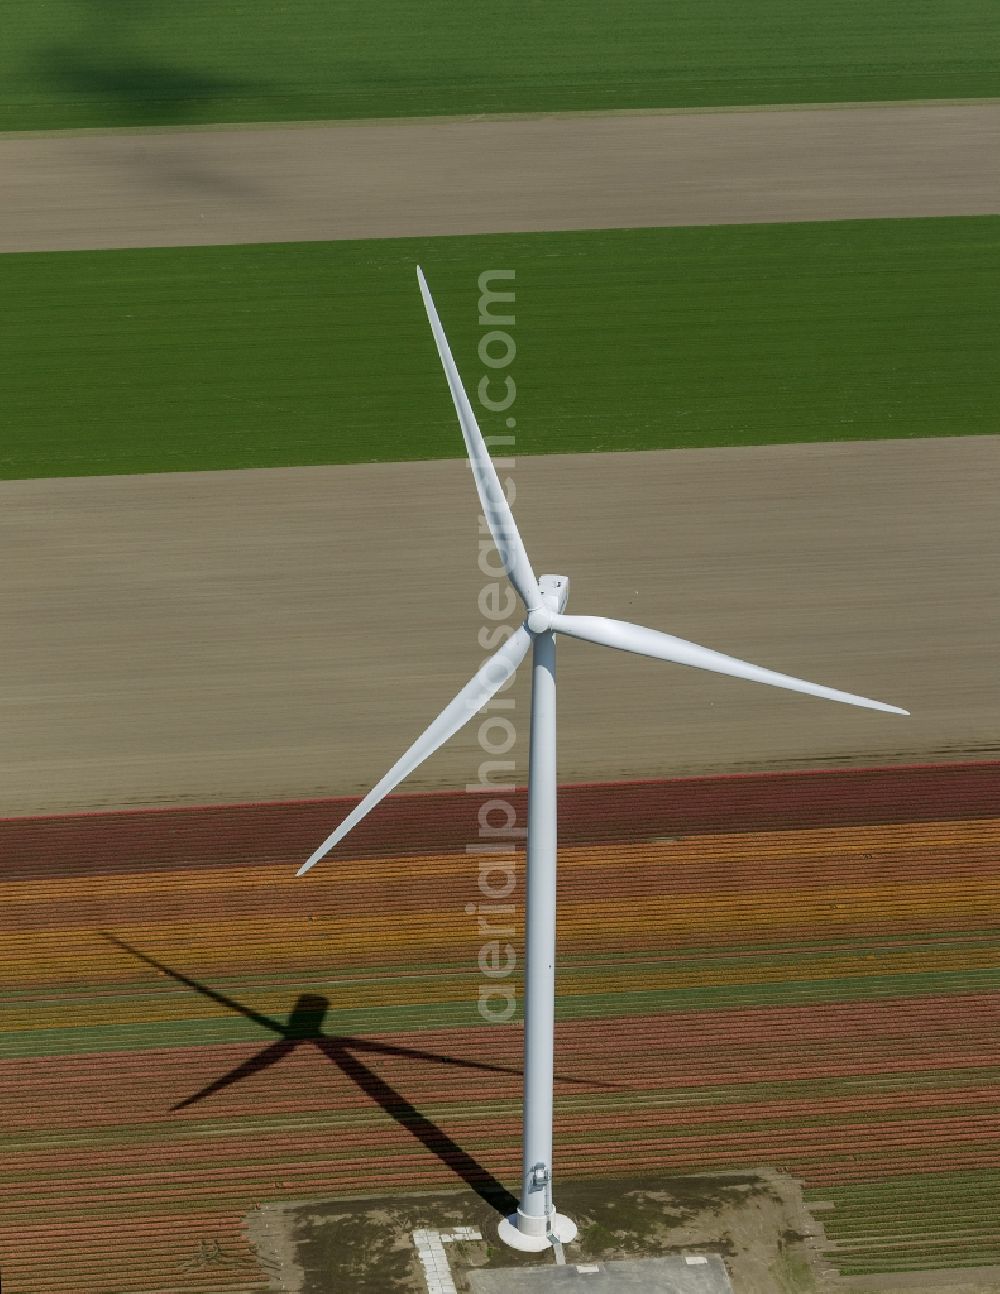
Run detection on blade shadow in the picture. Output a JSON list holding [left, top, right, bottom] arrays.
[[103, 932, 283, 1035], [173, 1039, 294, 1110]]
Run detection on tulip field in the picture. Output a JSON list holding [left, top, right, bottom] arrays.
[[1, 761, 998, 1290]]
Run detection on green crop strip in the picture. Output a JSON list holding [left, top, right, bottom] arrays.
[[3, 1, 999, 131], [2, 217, 998, 481], [7, 963, 999, 1059]]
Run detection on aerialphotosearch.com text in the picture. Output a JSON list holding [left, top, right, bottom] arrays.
[[466, 268, 522, 1025]]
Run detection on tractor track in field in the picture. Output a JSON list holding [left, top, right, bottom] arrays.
[[1, 101, 998, 253]]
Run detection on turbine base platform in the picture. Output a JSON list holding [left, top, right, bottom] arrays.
[[497, 1210, 577, 1252]]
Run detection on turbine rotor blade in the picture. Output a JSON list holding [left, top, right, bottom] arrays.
[[298, 625, 532, 875], [417, 268, 542, 611], [548, 614, 908, 716]]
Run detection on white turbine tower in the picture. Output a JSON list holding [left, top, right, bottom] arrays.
[[298, 267, 908, 1252]]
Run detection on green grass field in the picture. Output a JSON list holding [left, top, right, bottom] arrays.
[[2, 0, 999, 132], [2, 216, 997, 480]]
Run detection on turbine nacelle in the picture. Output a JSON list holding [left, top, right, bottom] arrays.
[[527, 575, 570, 633]]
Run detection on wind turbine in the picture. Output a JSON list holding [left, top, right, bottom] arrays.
[[298, 267, 908, 1252]]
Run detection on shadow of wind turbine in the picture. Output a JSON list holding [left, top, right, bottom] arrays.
[[100, 932, 594, 1214]]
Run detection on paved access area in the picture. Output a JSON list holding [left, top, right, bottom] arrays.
[[2, 102, 998, 252], [470, 1253, 734, 1292], [2, 435, 996, 815]]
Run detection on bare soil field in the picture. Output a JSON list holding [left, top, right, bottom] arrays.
[[1, 102, 998, 253], [1, 435, 996, 817]]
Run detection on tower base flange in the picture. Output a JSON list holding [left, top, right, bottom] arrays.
[[497, 1211, 577, 1252]]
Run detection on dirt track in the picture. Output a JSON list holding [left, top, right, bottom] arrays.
[[2, 102, 998, 253], [2, 436, 996, 816]]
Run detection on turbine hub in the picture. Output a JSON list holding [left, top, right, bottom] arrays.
[[527, 606, 552, 634]]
